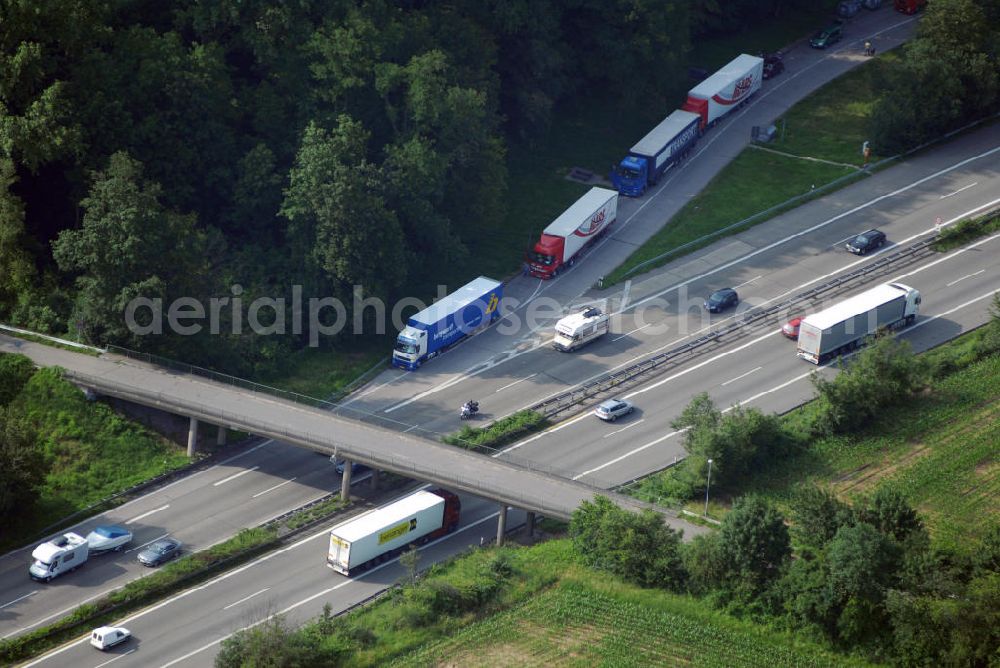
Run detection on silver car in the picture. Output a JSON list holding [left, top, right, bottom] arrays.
[[594, 398, 634, 422], [137, 538, 182, 567]]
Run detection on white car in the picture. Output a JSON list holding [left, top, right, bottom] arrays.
[[593, 398, 634, 422], [85, 526, 133, 553], [90, 626, 131, 650]]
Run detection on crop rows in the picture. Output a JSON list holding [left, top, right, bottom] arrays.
[[391, 582, 870, 668]]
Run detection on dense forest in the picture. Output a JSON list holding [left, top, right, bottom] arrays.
[[1, 0, 996, 377]]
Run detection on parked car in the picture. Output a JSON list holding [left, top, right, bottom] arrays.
[[846, 229, 886, 255], [837, 0, 862, 18], [90, 626, 131, 650], [762, 53, 785, 79], [782, 317, 803, 339], [137, 538, 182, 567], [705, 288, 739, 313], [594, 398, 634, 422], [810, 23, 843, 49], [333, 459, 371, 476], [85, 526, 133, 553]]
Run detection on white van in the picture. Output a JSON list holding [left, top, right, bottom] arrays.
[[90, 626, 131, 650]]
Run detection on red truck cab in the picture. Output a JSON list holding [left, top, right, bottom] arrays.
[[429, 489, 462, 537], [894, 0, 926, 13]]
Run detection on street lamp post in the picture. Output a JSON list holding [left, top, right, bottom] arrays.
[[704, 458, 713, 517]]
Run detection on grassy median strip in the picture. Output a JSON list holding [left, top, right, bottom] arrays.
[[933, 210, 1000, 252], [442, 410, 548, 451], [606, 53, 900, 285]]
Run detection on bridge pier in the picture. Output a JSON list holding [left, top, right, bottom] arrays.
[[496, 504, 508, 546], [187, 417, 199, 457], [526, 511, 536, 537], [340, 460, 353, 500], [370, 468, 379, 490], [216, 425, 227, 446]]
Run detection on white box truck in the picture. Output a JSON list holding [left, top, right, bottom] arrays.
[[327, 489, 461, 576], [681, 54, 763, 129], [29, 532, 89, 582], [797, 282, 921, 364], [526, 187, 618, 279], [553, 307, 610, 352]]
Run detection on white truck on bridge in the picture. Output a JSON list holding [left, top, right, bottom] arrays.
[[796, 282, 921, 364]]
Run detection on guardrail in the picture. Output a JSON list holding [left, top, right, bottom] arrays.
[[532, 236, 937, 418]]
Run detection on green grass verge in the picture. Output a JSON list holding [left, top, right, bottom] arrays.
[[442, 410, 548, 451], [606, 51, 902, 284], [3, 365, 190, 551], [633, 327, 1000, 556], [605, 149, 858, 283], [933, 210, 1000, 252], [745, 353, 1000, 555]]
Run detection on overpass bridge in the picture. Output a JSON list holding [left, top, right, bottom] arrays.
[[0, 334, 703, 539]]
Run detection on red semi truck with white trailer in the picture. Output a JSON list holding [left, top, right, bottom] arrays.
[[327, 489, 461, 576], [526, 187, 618, 279], [682, 54, 763, 129], [796, 282, 921, 364]]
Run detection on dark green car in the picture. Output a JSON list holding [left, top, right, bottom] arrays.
[[810, 23, 843, 49]]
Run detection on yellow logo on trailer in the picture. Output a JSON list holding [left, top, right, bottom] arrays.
[[379, 519, 415, 544], [485, 293, 499, 314]]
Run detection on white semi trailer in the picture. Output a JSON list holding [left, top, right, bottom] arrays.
[[327, 489, 461, 576], [797, 282, 921, 364]]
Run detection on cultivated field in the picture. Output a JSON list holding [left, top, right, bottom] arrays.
[[391, 571, 873, 668]]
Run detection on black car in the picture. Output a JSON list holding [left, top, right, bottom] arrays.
[[762, 53, 785, 79], [846, 229, 886, 255], [137, 538, 182, 567], [705, 288, 739, 313]]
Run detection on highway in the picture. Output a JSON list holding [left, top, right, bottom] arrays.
[[18, 114, 1000, 668], [0, 8, 926, 646], [0, 444, 346, 640], [10, 10, 1000, 666], [340, 123, 1000, 446], [23, 493, 529, 668]]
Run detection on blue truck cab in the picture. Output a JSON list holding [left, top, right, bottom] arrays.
[[392, 277, 503, 370], [612, 110, 701, 197]]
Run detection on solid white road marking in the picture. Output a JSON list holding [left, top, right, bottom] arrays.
[[603, 419, 645, 438], [733, 275, 762, 290], [213, 466, 260, 486], [494, 374, 538, 393], [946, 269, 986, 288], [940, 182, 977, 198], [0, 591, 36, 610], [125, 505, 169, 525], [222, 588, 270, 610], [126, 533, 169, 554], [251, 478, 298, 499], [612, 323, 653, 341], [721, 366, 763, 386], [93, 648, 135, 668]]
